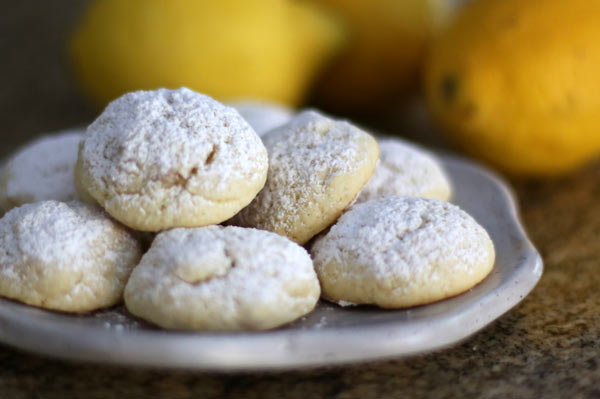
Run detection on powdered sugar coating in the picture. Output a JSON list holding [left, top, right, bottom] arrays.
[[312, 196, 495, 308], [124, 225, 320, 331], [356, 138, 452, 203], [230, 110, 379, 244], [0, 201, 142, 312], [77, 88, 268, 231], [0, 130, 83, 212], [229, 100, 294, 136]]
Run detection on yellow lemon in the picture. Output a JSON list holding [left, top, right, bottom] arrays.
[[425, 0, 600, 176], [70, 0, 345, 107], [311, 0, 447, 113]]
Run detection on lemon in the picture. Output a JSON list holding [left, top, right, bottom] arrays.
[[425, 0, 600, 176], [311, 0, 447, 113], [70, 0, 345, 107]]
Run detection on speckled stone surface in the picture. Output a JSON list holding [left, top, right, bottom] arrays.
[[2, 1, 600, 398]]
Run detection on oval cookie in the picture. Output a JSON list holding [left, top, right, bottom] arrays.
[[124, 226, 320, 331], [76, 88, 268, 231], [312, 196, 495, 308], [230, 110, 379, 244], [0, 201, 142, 312]]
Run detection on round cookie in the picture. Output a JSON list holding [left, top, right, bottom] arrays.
[[356, 138, 452, 204], [124, 225, 320, 331], [229, 100, 294, 136], [311, 196, 495, 308], [230, 110, 379, 244], [0, 201, 142, 312], [0, 130, 83, 212], [76, 87, 268, 231]]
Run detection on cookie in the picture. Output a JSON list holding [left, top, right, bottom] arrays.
[[0, 130, 83, 212], [312, 196, 495, 308], [76, 88, 268, 231], [124, 225, 320, 331], [356, 138, 452, 204], [229, 100, 294, 136], [230, 110, 379, 244], [0, 201, 142, 312]]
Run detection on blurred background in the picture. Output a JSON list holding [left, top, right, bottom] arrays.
[[1, 2, 95, 158], [0, 0, 449, 152], [5, 4, 600, 396], [2, 0, 599, 178]]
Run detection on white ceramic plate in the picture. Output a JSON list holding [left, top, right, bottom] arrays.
[[0, 154, 543, 370]]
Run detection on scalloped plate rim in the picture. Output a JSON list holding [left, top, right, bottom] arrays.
[[0, 153, 543, 371]]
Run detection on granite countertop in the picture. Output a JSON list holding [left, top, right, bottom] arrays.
[[2, 1, 600, 398]]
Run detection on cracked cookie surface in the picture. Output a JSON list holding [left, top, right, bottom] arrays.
[[124, 225, 320, 331], [311, 196, 495, 308], [230, 110, 378, 244], [0, 201, 142, 312], [76, 88, 268, 231]]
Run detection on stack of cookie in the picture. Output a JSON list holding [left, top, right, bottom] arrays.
[[0, 87, 494, 331]]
